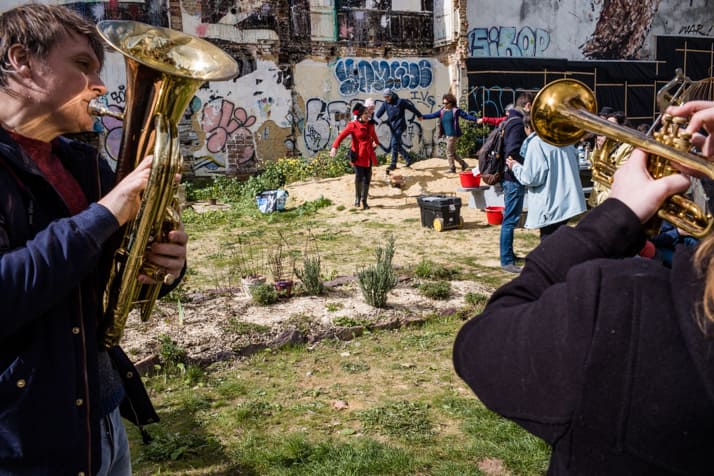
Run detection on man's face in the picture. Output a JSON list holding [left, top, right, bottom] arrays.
[[26, 31, 106, 135], [383, 95, 392, 103]]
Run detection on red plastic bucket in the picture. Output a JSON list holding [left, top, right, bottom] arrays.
[[459, 172, 481, 188], [485, 206, 505, 225]]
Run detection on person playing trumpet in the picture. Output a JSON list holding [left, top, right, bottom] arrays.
[[454, 99, 714, 474]]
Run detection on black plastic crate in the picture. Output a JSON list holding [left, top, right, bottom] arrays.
[[416, 195, 463, 232]]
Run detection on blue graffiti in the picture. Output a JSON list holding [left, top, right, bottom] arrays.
[[467, 26, 551, 57], [333, 59, 433, 96]]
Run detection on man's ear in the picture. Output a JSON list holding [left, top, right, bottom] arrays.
[[5, 44, 32, 78]]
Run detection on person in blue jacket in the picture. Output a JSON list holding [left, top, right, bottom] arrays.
[[374, 88, 423, 172], [0, 4, 188, 475], [507, 114, 586, 240], [422, 93, 479, 173]]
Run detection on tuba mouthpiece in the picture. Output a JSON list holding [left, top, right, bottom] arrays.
[[87, 98, 124, 120]]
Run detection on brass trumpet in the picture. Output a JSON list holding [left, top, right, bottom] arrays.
[[531, 74, 714, 238]]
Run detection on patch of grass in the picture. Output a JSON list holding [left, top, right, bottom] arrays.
[[340, 360, 370, 373], [332, 315, 366, 327], [129, 315, 549, 476], [225, 318, 271, 335], [418, 280, 451, 300], [358, 400, 434, 440], [464, 291, 490, 309], [325, 301, 344, 312], [414, 258, 459, 280]]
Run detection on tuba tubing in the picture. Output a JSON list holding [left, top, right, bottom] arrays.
[[91, 20, 238, 349], [531, 78, 714, 238]]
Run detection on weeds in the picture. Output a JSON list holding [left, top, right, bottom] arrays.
[[465, 291, 490, 308], [418, 280, 452, 300], [414, 258, 459, 280]]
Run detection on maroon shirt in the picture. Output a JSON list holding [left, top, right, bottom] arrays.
[[9, 131, 88, 215]]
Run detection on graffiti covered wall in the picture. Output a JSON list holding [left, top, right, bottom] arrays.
[[294, 57, 450, 159], [466, 0, 714, 60]]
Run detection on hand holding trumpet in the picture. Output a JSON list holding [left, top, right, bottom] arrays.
[[610, 99, 714, 225]]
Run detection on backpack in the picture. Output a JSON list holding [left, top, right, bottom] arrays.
[[477, 117, 515, 185]]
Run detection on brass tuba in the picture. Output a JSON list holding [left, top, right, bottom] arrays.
[[89, 21, 238, 348], [530, 72, 714, 238]]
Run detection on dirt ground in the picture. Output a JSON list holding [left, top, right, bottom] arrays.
[[122, 157, 539, 367]]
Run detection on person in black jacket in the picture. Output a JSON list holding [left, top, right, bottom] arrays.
[[0, 4, 188, 474], [499, 91, 534, 273], [374, 88, 423, 172], [454, 98, 714, 475]]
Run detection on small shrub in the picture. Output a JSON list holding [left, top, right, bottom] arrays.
[[457, 121, 491, 159], [414, 258, 433, 279], [418, 281, 451, 300], [158, 334, 187, 368], [251, 283, 279, 305], [295, 255, 324, 295], [357, 235, 398, 308]]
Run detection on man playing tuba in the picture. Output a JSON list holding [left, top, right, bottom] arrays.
[[0, 4, 188, 474]]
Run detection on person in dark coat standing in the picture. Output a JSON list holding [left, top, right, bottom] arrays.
[[374, 88, 423, 172], [0, 4, 188, 474], [454, 98, 714, 475], [330, 103, 379, 209], [499, 91, 534, 273]]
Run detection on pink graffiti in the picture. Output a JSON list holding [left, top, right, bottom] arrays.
[[201, 99, 256, 154], [195, 23, 209, 37]]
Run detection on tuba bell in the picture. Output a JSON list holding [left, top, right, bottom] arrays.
[[89, 21, 238, 349], [530, 71, 714, 238]]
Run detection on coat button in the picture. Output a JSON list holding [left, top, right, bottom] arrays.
[[16, 379, 26, 389], [75, 398, 84, 407], [126, 371, 133, 379], [72, 327, 80, 335]]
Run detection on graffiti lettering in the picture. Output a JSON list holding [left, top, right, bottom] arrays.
[[333, 58, 433, 96], [467, 26, 551, 57], [678, 24, 714, 36]]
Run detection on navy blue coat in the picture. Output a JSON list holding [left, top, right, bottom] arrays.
[[454, 199, 714, 475], [0, 129, 157, 475], [375, 92, 423, 135], [502, 108, 527, 182]]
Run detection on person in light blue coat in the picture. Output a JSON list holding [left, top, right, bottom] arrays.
[[506, 114, 586, 240]]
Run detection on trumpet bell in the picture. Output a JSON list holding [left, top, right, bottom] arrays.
[[531, 78, 598, 146]]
